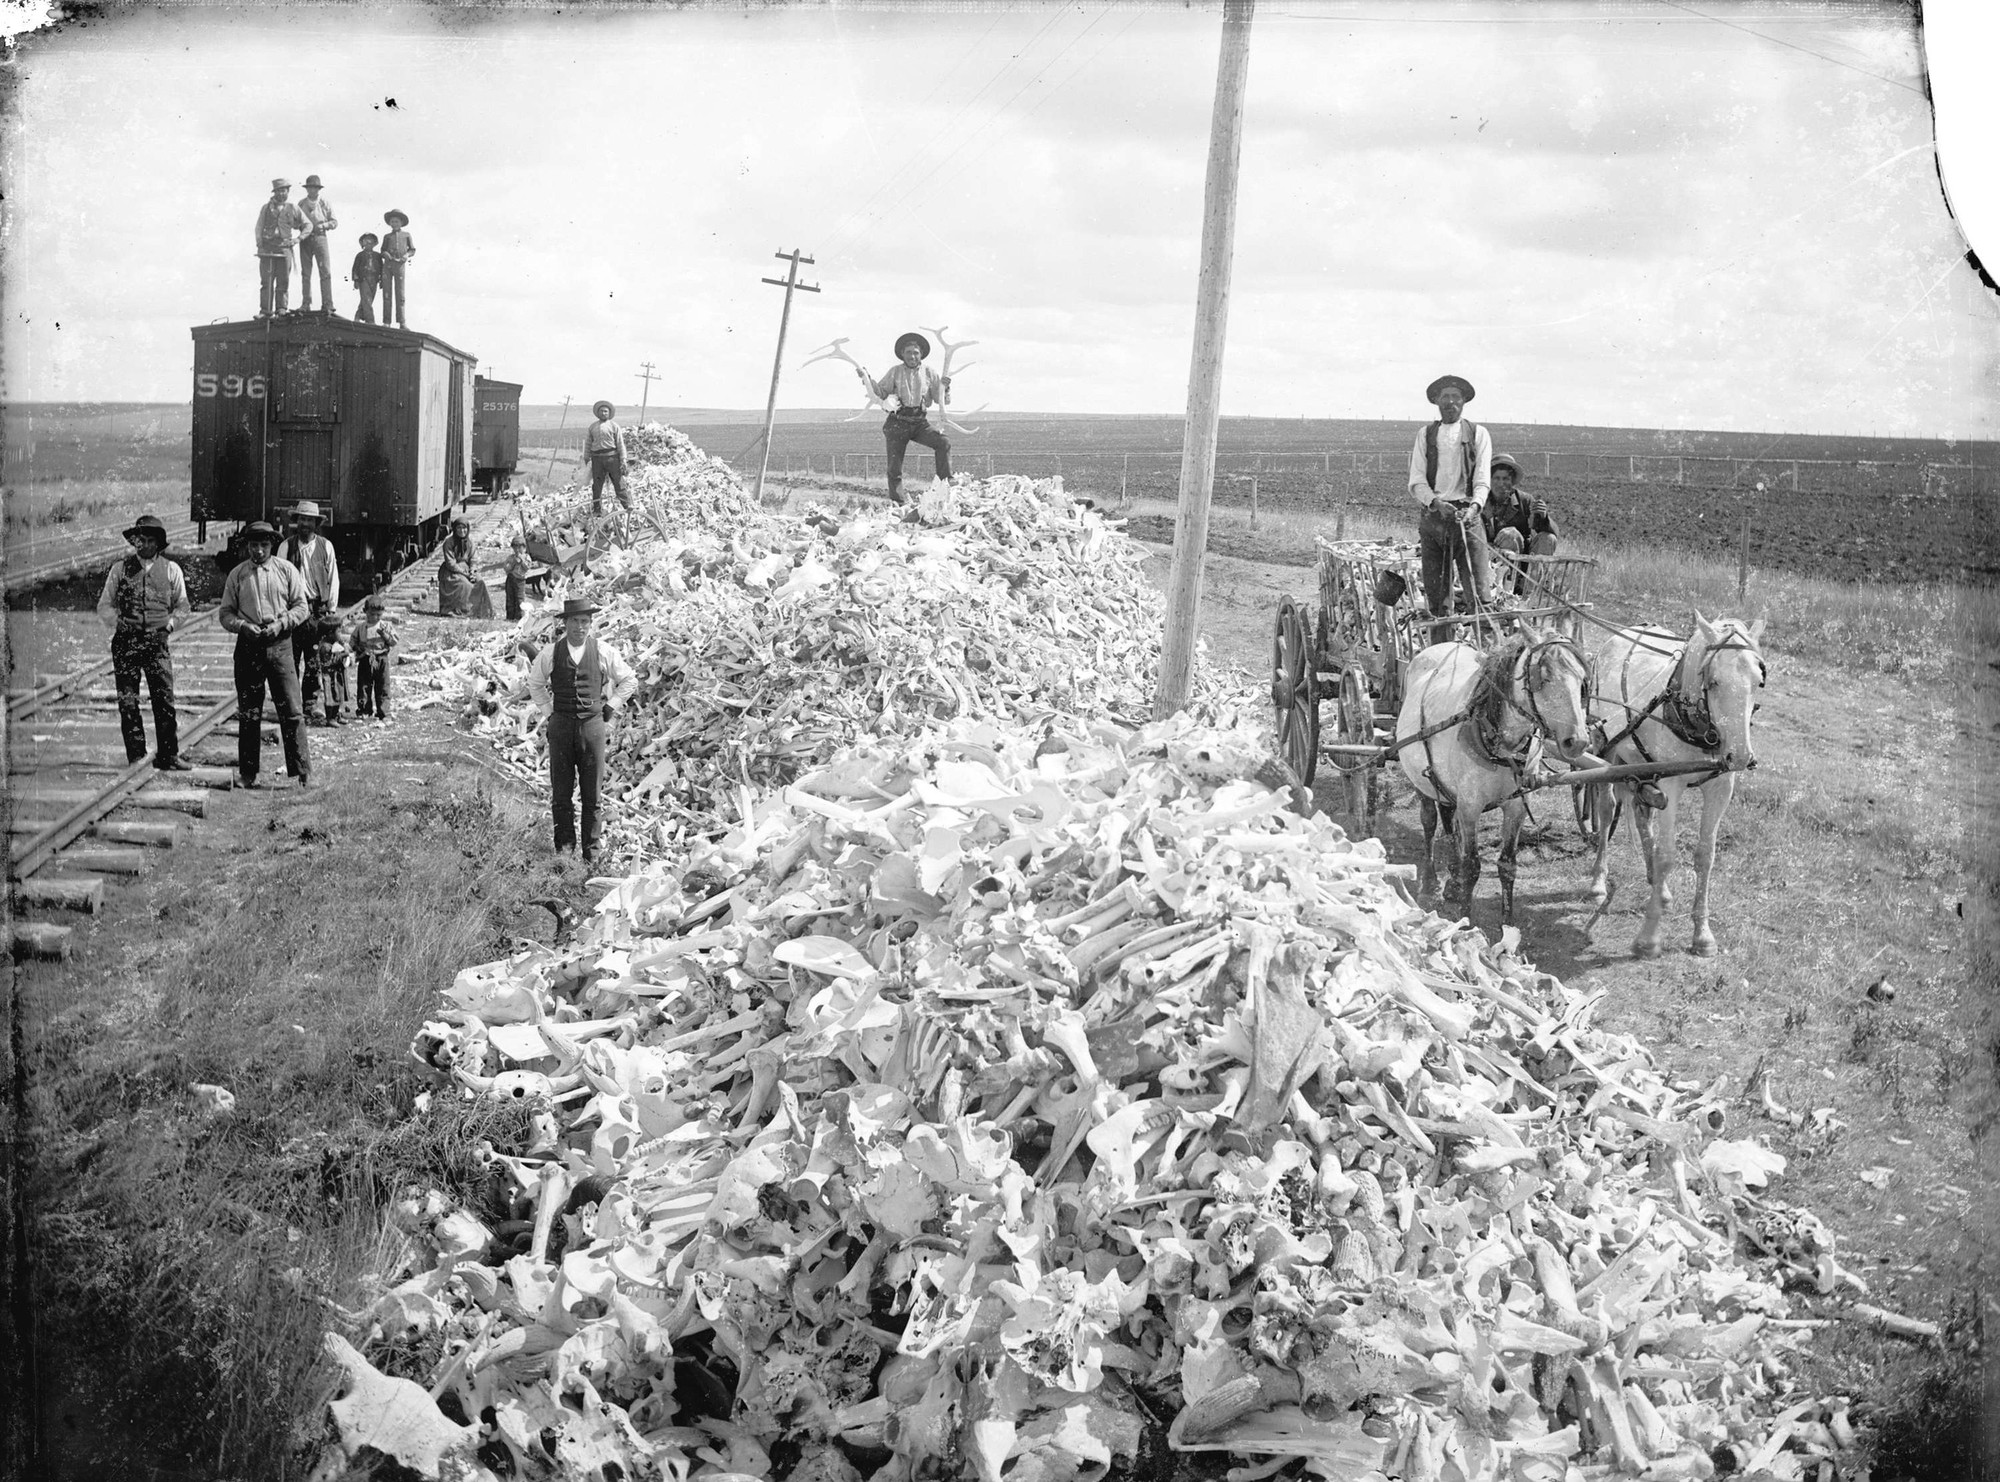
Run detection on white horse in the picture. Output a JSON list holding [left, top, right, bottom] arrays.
[[1395, 626, 1594, 921], [1585, 613, 1767, 957]]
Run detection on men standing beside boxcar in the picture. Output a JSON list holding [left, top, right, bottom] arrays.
[[381, 210, 415, 327], [255, 179, 311, 318], [284, 502, 341, 723], [96, 514, 193, 772], [219, 522, 313, 788], [1482, 453, 1560, 595], [870, 332, 952, 505], [1407, 373, 1494, 644], [527, 598, 638, 865], [296, 175, 338, 313], [583, 402, 632, 515]]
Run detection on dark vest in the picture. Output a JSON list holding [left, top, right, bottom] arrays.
[[1423, 419, 1479, 495], [113, 555, 177, 630], [551, 638, 604, 718]]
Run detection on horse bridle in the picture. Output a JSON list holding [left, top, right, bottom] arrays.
[[1600, 626, 1765, 764], [1492, 636, 1594, 743]]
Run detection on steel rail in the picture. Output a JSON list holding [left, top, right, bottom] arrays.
[[4, 521, 204, 597], [8, 608, 224, 723]]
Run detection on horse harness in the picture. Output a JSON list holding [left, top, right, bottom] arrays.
[[1594, 629, 1765, 784], [1405, 636, 1593, 810]]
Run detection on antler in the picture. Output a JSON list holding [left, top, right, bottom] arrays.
[[918, 326, 979, 381], [802, 337, 894, 417], [939, 402, 986, 436]]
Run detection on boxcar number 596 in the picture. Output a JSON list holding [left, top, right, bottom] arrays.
[[195, 373, 267, 398]]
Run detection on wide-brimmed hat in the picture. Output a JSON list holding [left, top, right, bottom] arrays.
[[560, 597, 600, 619], [1490, 453, 1523, 481], [384, 209, 409, 227], [592, 400, 614, 418], [243, 521, 278, 542], [292, 500, 325, 522], [893, 331, 930, 361], [123, 514, 170, 547], [304, 174, 324, 189], [1426, 374, 1476, 405], [270, 178, 292, 192]]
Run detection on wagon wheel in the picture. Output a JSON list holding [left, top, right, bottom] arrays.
[[1333, 664, 1381, 837], [1271, 597, 1321, 787]]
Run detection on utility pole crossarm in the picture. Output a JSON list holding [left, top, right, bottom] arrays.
[[635, 361, 660, 426], [754, 248, 821, 504]]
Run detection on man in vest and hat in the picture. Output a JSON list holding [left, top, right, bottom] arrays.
[[1481, 453, 1560, 596], [1407, 373, 1494, 644], [96, 514, 194, 771], [526, 597, 639, 863], [870, 332, 953, 504], [284, 502, 342, 722], [296, 174, 338, 313], [255, 178, 311, 317], [219, 521, 314, 788]]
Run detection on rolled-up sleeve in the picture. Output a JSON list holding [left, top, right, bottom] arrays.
[[601, 642, 639, 710], [1471, 425, 1493, 507], [527, 645, 555, 718]]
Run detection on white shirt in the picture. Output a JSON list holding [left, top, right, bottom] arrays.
[[1408, 418, 1493, 507], [526, 634, 639, 719]]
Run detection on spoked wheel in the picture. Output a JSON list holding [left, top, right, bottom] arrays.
[[1271, 597, 1321, 788], [1333, 665, 1381, 838]]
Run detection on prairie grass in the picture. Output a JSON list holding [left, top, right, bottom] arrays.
[[28, 750, 553, 1477], [5, 478, 188, 541]]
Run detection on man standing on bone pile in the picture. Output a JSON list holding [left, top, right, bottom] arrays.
[[869, 331, 953, 505]]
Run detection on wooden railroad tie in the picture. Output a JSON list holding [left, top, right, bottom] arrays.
[[13, 877, 106, 914]]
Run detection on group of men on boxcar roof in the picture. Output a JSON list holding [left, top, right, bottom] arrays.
[[255, 176, 414, 326]]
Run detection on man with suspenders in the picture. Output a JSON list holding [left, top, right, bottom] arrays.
[[1406, 373, 1494, 645], [526, 598, 639, 864]]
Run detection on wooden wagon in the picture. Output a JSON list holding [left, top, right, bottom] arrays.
[[1272, 537, 1606, 836]]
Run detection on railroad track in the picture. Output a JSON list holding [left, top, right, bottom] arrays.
[[7, 502, 521, 960], [5, 518, 208, 598]]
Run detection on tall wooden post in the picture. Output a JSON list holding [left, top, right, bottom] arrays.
[[545, 395, 572, 482], [1155, 0, 1254, 718], [635, 361, 660, 425], [755, 249, 821, 505]]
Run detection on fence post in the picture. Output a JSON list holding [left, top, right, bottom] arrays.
[[1628, 455, 1636, 480], [1737, 500, 1753, 602], [1250, 476, 1259, 527], [1335, 512, 1346, 541], [1677, 457, 1684, 484], [1545, 451, 1553, 478], [986, 450, 993, 477], [1789, 461, 1798, 490]]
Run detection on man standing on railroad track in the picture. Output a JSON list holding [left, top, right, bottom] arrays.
[[1407, 373, 1494, 644], [95, 514, 193, 773], [219, 521, 313, 789], [871, 332, 953, 505], [284, 501, 341, 724], [526, 597, 638, 865]]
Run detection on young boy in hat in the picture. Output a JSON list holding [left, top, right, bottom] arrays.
[[1481, 453, 1560, 596], [503, 534, 533, 620], [317, 624, 352, 725], [351, 233, 384, 323], [296, 174, 338, 312], [526, 597, 638, 863], [869, 332, 953, 504], [351, 594, 399, 721], [582, 401, 632, 514], [1407, 372, 1494, 643], [381, 210, 415, 326], [96, 514, 193, 771]]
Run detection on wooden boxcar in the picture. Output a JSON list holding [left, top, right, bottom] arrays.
[[471, 376, 522, 499], [189, 316, 476, 576]]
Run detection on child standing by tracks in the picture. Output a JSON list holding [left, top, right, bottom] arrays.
[[351, 595, 398, 721]]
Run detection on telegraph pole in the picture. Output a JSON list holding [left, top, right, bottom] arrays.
[[545, 394, 572, 481], [1155, 0, 1254, 718], [635, 361, 659, 425], [755, 248, 821, 504]]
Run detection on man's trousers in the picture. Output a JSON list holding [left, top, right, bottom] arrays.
[[112, 627, 178, 765], [546, 712, 606, 855], [1418, 505, 1495, 646], [258, 255, 292, 316], [298, 236, 333, 311], [233, 635, 311, 782], [882, 413, 951, 499]]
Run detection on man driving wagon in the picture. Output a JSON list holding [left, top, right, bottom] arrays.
[[1406, 373, 1494, 643]]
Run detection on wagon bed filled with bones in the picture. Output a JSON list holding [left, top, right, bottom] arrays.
[[1270, 537, 1666, 834]]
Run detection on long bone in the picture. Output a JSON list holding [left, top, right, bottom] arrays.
[[916, 326, 983, 435], [800, 338, 894, 422]]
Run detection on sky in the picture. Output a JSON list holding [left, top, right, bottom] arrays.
[[4, 1, 1997, 440]]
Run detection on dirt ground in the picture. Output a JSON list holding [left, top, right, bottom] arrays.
[[1146, 537, 1997, 1469]]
